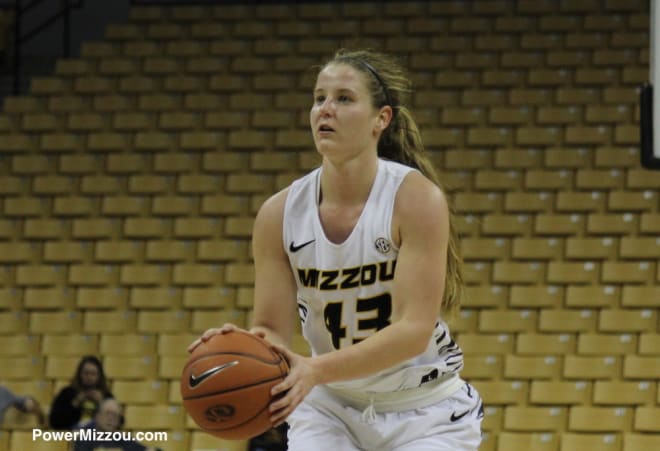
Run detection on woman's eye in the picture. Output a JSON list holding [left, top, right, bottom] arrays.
[[314, 95, 325, 103], [338, 95, 351, 103]]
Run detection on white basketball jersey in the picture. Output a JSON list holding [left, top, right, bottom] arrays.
[[283, 158, 464, 393]]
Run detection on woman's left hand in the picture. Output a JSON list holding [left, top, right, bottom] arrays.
[[268, 345, 322, 427]]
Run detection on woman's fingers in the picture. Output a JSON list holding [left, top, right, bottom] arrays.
[[187, 324, 241, 353]]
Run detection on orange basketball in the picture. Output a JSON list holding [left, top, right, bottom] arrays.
[[180, 330, 289, 440]]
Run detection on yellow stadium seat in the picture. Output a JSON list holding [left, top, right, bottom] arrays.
[[504, 407, 567, 432], [99, 334, 157, 356], [623, 433, 660, 451], [568, 406, 633, 432], [0, 334, 40, 356], [477, 381, 528, 405], [559, 433, 621, 451], [563, 355, 621, 380], [9, 430, 70, 451], [509, 285, 563, 308], [137, 310, 190, 334], [29, 311, 82, 334], [530, 381, 591, 405], [190, 431, 248, 451], [130, 286, 183, 309], [84, 310, 137, 334], [104, 355, 158, 380], [0, 356, 44, 379], [42, 334, 98, 356], [516, 333, 576, 355], [124, 404, 185, 430], [496, 432, 559, 451], [112, 380, 168, 405], [593, 381, 653, 406], [504, 355, 561, 380]]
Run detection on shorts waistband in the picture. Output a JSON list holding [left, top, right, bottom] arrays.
[[321, 373, 464, 413]]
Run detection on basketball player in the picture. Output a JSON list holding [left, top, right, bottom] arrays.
[[190, 49, 483, 450]]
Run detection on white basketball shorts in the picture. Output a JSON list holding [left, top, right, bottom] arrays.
[[286, 381, 483, 451]]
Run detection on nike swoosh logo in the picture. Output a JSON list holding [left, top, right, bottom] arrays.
[[189, 361, 238, 388], [289, 239, 315, 252], [450, 410, 470, 422]]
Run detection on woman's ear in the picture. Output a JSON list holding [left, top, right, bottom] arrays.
[[374, 106, 393, 136]]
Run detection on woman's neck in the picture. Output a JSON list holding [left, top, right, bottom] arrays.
[[320, 153, 379, 206]]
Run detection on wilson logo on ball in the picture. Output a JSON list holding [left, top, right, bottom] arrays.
[[205, 404, 236, 422]]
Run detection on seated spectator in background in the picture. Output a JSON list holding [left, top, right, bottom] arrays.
[[74, 398, 161, 451], [49, 356, 113, 430], [0, 385, 45, 426]]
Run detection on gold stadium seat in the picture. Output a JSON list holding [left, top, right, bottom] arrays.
[[183, 286, 237, 309], [137, 310, 191, 334], [538, 309, 597, 333], [0, 311, 29, 335], [530, 381, 591, 405], [77, 287, 128, 309], [504, 407, 567, 432], [534, 214, 585, 236], [515, 332, 576, 356], [638, 333, 659, 355], [99, 333, 157, 356], [24, 287, 75, 310], [45, 356, 83, 380], [0, 379, 52, 405], [563, 355, 621, 380], [95, 240, 145, 263], [124, 404, 185, 430], [565, 285, 619, 308], [144, 240, 193, 263], [559, 433, 621, 451], [148, 430, 190, 451], [496, 432, 559, 451], [593, 381, 653, 406], [9, 431, 69, 451], [83, 310, 137, 334], [504, 355, 561, 380], [461, 355, 503, 380], [157, 334, 198, 356], [0, 334, 40, 356], [633, 406, 660, 432], [481, 406, 503, 432], [577, 333, 637, 355], [130, 286, 183, 309], [479, 310, 537, 333], [509, 285, 563, 308], [623, 433, 660, 451], [159, 355, 187, 380], [190, 309, 247, 333], [599, 309, 655, 333], [463, 285, 508, 308], [457, 333, 514, 355], [42, 334, 98, 356], [0, 356, 44, 380], [29, 311, 82, 334], [568, 406, 633, 432], [477, 381, 529, 405], [190, 431, 248, 451], [623, 356, 660, 380], [104, 355, 158, 380], [112, 380, 168, 405]]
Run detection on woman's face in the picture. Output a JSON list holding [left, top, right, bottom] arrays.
[[80, 362, 100, 388], [310, 63, 387, 163]]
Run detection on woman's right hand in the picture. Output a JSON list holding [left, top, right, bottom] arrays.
[[187, 323, 266, 353]]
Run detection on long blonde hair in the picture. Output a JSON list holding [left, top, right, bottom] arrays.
[[321, 48, 464, 315]]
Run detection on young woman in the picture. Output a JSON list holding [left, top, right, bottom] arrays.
[[190, 49, 482, 450], [49, 355, 113, 430]]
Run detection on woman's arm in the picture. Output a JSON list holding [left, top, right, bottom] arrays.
[[49, 386, 82, 430], [249, 188, 299, 347], [269, 172, 449, 423]]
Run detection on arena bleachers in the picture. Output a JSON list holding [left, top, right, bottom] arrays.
[[0, 1, 657, 450]]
